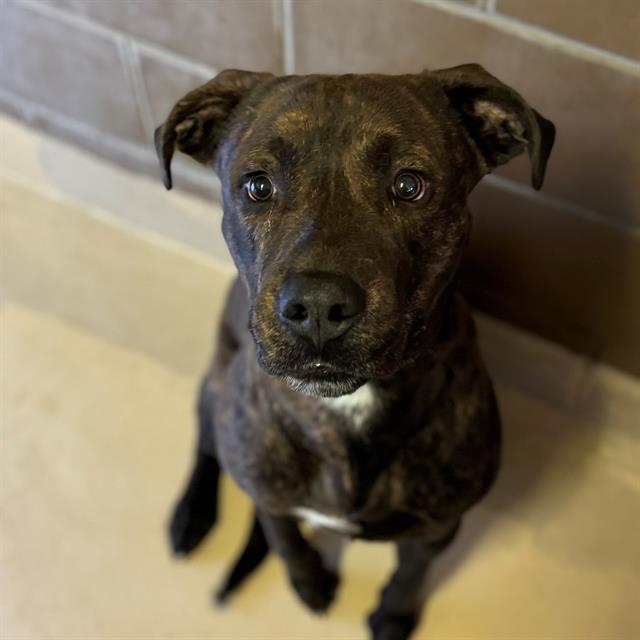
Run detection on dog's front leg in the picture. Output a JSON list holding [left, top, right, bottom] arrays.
[[168, 376, 220, 555], [258, 510, 339, 613], [368, 527, 459, 640]]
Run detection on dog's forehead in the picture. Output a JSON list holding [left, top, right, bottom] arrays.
[[276, 77, 397, 123], [237, 74, 450, 164]]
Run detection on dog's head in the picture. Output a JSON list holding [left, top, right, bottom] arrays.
[[155, 65, 554, 397]]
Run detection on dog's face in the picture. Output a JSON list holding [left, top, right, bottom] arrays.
[[155, 66, 554, 397]]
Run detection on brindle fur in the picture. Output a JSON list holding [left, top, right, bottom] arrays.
[[155, 65, 554, 640]]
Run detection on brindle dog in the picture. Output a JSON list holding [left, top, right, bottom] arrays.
[[155, 64, 554, 640]]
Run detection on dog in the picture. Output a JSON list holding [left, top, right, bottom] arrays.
[[154, 64, 555, 640]]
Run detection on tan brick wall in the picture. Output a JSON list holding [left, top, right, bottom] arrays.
[[1, 0, 639, 374]]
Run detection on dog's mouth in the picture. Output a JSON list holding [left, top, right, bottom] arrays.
[[279, 361, 367, 398], [282, 373, 368, 398]]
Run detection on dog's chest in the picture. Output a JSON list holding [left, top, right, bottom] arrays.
[[290, 506, 362, 534], [292, 445, 416, 537], [218, 370, 428, 537], [288, 384, 408, 533]]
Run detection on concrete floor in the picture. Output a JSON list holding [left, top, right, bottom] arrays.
[[1, 117, 639, 639]]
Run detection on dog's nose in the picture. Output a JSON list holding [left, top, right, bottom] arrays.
[[277, 271, 366, 350]]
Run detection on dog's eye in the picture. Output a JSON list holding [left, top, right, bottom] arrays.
[[392, 171, 427, 201], [246, 173, 275, 202]]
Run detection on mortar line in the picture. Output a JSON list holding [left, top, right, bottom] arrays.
[[133, 41, 218, 80], [18, 0, 218, 79], [0, 88, 153, 163], [0, 91, 219, 193], [484, 174, 640, 239], [282, 0, 296, 74], [117, 38, 155, 143], [412, 0, 640, 77], [19, 0, 640, 78]]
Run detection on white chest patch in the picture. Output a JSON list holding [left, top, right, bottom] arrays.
[[320, 382, 382, 431], [292, 506, 361, 534]]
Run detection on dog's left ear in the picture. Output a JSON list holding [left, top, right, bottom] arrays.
[[154, 69, 273, 189], [432, 63, 555, 189]]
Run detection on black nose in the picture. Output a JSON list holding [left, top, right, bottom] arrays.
[[277, 271, 366, 350]]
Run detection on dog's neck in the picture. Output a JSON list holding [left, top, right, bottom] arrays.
[[319, 382, 383, 432]]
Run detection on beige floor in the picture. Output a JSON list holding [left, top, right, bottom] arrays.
[[1, 117, 639, 639]]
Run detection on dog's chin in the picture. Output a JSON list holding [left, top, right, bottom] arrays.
[[280, 375, 368, 398], [256, 346, 370, 398]]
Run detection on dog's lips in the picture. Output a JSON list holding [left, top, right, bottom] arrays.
[[281, 373, 368, 398], [300, 361, 341, 376], [291, 359, 360, 381], [255, 344, 371, 396], [277, 360, 368, 397]]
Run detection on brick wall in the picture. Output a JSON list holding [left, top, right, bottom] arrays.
[[1, 0, 639, 375]]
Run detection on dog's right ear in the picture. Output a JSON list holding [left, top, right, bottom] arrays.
[[154, 69, 273, 190]]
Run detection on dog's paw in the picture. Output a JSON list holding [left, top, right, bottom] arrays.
[[168, 493, 217, 556], [291, 565, 339, 614], [368, 610, 417, 640]]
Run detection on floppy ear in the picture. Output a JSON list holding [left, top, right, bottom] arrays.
[[153, 69, 273, 189], [433, 63, 555, 189]]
